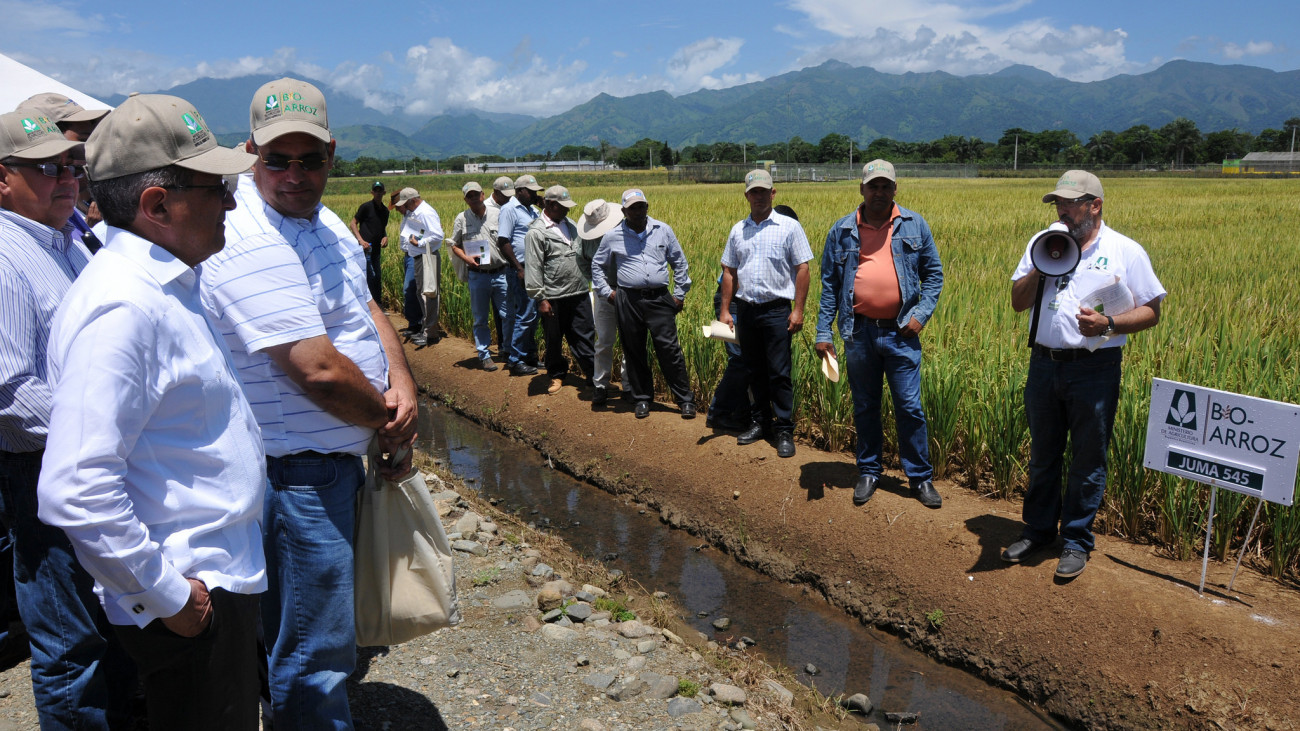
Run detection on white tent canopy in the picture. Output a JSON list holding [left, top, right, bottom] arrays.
[[0, 53, 111, 113]]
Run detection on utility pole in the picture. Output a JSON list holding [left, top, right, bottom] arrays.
[[743, 142, 746, 165], [849, 139, 853, 168], [1014, 134, 1019, 171]]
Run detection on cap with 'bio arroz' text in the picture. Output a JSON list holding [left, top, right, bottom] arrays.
[[0, 111, 81, 160], [86, 94, 256, 181], [621, 188, 648, 207], [250, 78, 330, 146], [514, 174, 544, 192]]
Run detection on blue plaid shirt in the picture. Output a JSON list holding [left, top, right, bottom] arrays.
[[720, 210, 813, 304]]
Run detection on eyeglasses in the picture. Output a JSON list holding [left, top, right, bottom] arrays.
[[1051, 196, 1095, 207], [259, 153, 328, 172], [4, 161, 86, 179], [1055, 272, 1072, 291], [160, 178, 236, 196]]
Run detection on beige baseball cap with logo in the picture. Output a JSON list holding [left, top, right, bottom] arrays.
[[16, 92, 109, 125], [86, 94, 257, 181], [744, 169, 774, 192], [394, 187, 420, 207], [492, 176, 515, 195], [861, 159, 896, 184], [462, 181, 483, 195], [0, 111, 82, 160], [250, 78, 330, 146], [1042, 170, 1104, 202], [543, 185, 576, 209], [513, 174, 543, 192]]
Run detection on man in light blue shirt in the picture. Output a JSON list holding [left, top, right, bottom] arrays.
[[497, 174, 543, 374], [592, 189, 695, 419], [0, 109, 137, 728], [719, 170, 813, 458]]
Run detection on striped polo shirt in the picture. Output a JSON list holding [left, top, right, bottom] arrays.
[[199, 175, 389, 458]]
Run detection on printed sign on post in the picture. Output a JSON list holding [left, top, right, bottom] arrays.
[[1144, 378, 1299, 506]]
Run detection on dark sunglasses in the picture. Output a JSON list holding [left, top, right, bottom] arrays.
[[259, 153, 328, 172], [5, 161, 87, 179]]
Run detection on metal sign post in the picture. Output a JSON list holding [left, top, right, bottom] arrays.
[[1198, 486, 1218, 595]]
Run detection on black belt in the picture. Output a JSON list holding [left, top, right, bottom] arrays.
[[621, 286, 668, 297], [735, 298, 790, 312], [268, 450, 352, 462], [473, 265, 507, 273], [855, 314, 898, 329], [1032, 345, 1098, 362]]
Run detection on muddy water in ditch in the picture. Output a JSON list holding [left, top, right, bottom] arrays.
[[418, 401, 1060, 730]]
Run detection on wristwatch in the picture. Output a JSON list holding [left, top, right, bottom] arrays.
[[1102, 315, 1115, 335]]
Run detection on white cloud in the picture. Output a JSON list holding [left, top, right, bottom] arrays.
[[0, 0, 106, 35], [1221, 40, 1278, 60], [666, 37, 745, 86], [399, 36, 760, 118], [786, 0, 1139, 81]]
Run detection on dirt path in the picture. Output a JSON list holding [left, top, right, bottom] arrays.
[[403, 323, 1299, 731]]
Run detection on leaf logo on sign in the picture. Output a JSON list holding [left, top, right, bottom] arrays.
[[1166, 389, 1197, 430]]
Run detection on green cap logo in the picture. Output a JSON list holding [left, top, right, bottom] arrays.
[[265, 95, 279, 112], [182, 113, 203, 136], [21, 118, 39, 134]]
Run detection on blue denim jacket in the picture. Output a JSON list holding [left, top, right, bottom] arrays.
[[815, 204, 944, 344]]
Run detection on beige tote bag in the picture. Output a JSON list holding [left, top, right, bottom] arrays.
[[355, 444, 461, 646]]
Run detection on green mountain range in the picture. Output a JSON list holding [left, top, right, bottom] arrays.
[[111, 60, 1300, 160]]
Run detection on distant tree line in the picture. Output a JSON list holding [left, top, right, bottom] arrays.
[[329, 117, 1300, 176]]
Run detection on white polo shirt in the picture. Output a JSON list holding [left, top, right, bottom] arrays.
[[1013, 221, 1166, 350], [200, 175, 389, 458]]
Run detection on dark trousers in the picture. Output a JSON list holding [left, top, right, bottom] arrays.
[[113, 588, 261, 731], [541, 293, 596, 381], [403, 254, 422, 329], [709, 287, 751, 420], [365, 242, 383, 304], [615, 287, 694, 404], [735, 299, 795, 433]]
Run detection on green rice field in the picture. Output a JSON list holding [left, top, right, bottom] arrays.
[[323, 175, 1300, 580]]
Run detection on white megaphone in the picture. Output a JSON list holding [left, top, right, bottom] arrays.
[[1028, 222, 1080, 277], [1024, 222, 1081, 348]]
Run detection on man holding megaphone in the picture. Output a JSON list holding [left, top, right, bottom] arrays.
[[1006, 170, 1166, 580]]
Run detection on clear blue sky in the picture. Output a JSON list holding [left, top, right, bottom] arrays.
[[4, 0, 1297, 120]]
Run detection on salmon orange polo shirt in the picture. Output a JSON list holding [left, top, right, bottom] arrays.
[[851, 203, 903, 319]]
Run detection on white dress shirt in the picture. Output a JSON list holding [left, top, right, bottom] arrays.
[[201, 175, 389, 458], [37, 227, 267, 628], [399, 200, 444, 256]]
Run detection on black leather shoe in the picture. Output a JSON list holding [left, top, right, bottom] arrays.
[[1000, 538, 1046, 563], [852, 475, 878, 505], [736, 423, 765, 445], [592, 387, 608, 405], [680, 402, 697, 420], [914, 480, 942, 508], [1056, 549, 1088, 578], [775, 431, 795, 458], [510, 363, 538, 376], [635, 401, 650, 419]]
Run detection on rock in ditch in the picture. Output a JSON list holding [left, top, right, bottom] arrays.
[[842, 692, 874, 715]]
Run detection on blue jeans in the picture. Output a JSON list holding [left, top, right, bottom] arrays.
[[843, 317, 932, 484], [263, 452, 365, 731], [504, 272, 539, 367], [402, 254, 422, 330], [468, 268, 509, 360], [708, 288, 751, 422], [0, 450, 136, 730], [1022, 348, 1122, 553]]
